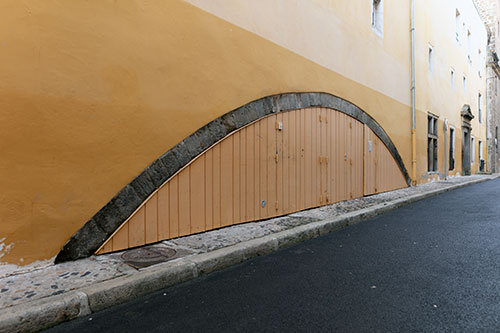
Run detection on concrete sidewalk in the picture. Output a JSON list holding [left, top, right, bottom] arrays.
[[0, 174, 498, 332]]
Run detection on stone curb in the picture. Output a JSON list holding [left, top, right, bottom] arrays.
[[1, 175, 497, 332], [0, 291, 90, 333]]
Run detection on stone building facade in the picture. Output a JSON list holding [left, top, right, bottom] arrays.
[[475, 0, 500, 172]]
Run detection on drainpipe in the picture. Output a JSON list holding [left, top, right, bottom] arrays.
[[444, 119, 448, 179], [411, 0, 417, 185], [485, 73, 489, 172]]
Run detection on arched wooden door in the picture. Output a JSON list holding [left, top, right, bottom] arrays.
[[96, 107, 407, 254]]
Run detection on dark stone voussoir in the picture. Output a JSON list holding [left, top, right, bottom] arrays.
[[221, 113, 237, 133], [348, 104, 363, 120], [309, 92, 322, 107], [261, 96, 276, 116], [298, 93, 313, 108], [55, 218, 108, 263], [159, 150, 181, 179], [196, 124, 217, 151], [207, 118, 228, 142], [171, 141, 191, 167], [251, 98, 271, 120], [338, 99, 354, 117], [357, 108, 370, 125], [231, 105, 251, 128], [115, 185, 144, 219], [146, 159, 170, 189], [319, 93, 337, 109], [183, 133, 204, 159], [130, 170, 156, 200], [242, 102, 260, 124], [93, 185, 142, 235], [278, 93, 300, 111]]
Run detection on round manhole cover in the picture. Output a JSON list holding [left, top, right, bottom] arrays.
[[121, 247, 177, 268]]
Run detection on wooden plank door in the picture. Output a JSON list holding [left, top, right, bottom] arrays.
[[96, 107, 408, 255]]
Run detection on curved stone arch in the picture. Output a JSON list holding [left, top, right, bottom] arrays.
[[55, 92, 411, 263]]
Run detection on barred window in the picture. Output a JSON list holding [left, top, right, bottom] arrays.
[[428, 114, 438, 172], [449, 127, 455, 170]]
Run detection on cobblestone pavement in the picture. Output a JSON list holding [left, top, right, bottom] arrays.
[[0, 174, 494, 310]]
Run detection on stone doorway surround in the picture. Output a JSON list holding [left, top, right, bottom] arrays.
[[461, 104, 474, 176]]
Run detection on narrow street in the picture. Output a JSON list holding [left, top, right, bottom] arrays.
[[49, 179, 500, 332]]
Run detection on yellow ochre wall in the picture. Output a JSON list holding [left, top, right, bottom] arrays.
[[3, 0, 465, 265]]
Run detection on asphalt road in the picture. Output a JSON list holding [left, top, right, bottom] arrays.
[[49, 179, 500, 332]]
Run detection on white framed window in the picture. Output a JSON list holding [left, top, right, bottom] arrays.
[[371, 0, 384, 36], [471, 136, 475, 165], [428, 44, 434, 73], [451, 68, 455, 90]]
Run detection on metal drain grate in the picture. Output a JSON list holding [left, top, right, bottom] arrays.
[[121, 247, 177, 269]]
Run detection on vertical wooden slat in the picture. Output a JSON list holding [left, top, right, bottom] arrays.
[[254, 120, 261, 219], [233, 131, 241, 224], [169, 177, 179, 238], [363, 125, 373, 195], [379, 138, 386, 191], [178, 167, 191, 236], [259, 117, 268, 218], [304, 108, 312, 208], [341, 114, 346, 200], [158, 184, 170, 239], [128, 207, 145, 248], [221, 136, 233, 226], [246, 125, 255, 221], [213, 144, 221, 228], [275, 113, 282, 215], [280, 112, 288, 214], [267, 115, 277, 217], [348, 116, 355, 199], [326, 108, 332, 203], [205, 150, 213, 230], [145, 194, 158, 243], [333, 110, 339, 203], [101, 240, 113, 254], [288, 110, 297, 213], [190, 155, 205, 233], [299, 108, 306, 210], [112, 224, 129, 251], [240, 128, 247, 222], [311, 107, 317, 206], [315, 108, 321, 206], [375, 129, 381, 192], [351, 120, 364, 199], [320, 108, 328, 204]]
